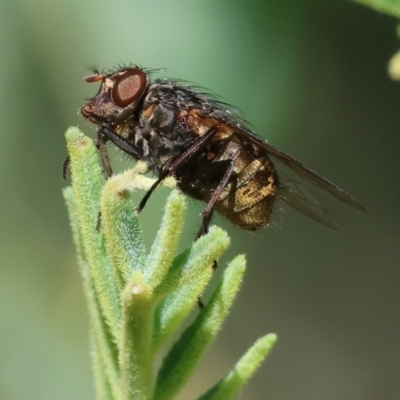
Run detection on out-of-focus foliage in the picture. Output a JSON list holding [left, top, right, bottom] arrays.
[[355, 0, 400, 18], [1, 1, 400, 399]]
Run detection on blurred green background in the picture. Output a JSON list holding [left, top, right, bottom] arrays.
[[1, 0, 400, 399]]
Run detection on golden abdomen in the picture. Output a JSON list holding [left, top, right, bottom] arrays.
[[215, 145, 277, 230]]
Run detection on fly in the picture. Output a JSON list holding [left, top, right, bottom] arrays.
[[79, 65, 365, 236]]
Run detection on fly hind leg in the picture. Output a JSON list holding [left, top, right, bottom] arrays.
[[196, 160, 235, 239], [195, 159, 235, 278]]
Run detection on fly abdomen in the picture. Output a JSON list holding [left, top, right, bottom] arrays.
[[215, 142, 278, 230]]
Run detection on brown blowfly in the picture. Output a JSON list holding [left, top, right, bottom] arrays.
[[78, 65, 364, 236]]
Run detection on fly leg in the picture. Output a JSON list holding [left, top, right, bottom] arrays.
[[137, 175, 166, 212], [95, 125, 145, 229], [196, 160, 235, 239], [97, 124, 144, 178], [196, 159, 235, 309], [137, 126, 220, 212], [98, 124, 143, 159], [99, 123, 183, 217], [94, 131, 110, 231], [62, 128, 113, 180], [62, 156, 71, 181], [166, 127, 219, 172], [97, 129, 113, 178], [196, 160, 235, 282], [139, 126, 223, 310]]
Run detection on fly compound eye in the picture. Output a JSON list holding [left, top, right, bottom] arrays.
[[111, 69, 147, 108]]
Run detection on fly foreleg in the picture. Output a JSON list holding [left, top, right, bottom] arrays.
[[98, 124, 143, 160], [97, 129, 113, 178]]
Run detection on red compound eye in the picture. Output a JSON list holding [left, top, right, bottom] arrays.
[[111, 68, 147, 107]]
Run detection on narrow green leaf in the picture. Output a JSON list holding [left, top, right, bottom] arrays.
[[63, 187, 86, 264], [82, 262, 121, 400], [155, 227, 230, 297], [145, 190, 186, 288], [152, 263, 212, 351], [120, 272, 155, 400], [65, 127, 122, 343], [152, 227, 230, 350], [101, 173, 147, 287], [91, 333, 115, 400], [154, 255, 246, 400], [63, 176, 120, 399], [197, 334, 277, 400]]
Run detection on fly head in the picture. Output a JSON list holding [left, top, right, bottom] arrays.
[[81, 67, 148, 125]]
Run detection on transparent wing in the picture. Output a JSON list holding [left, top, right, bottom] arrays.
[[270, 156, 341, 230], [245, 130, 365, 229], [263, 145, 363, 209], [211, 119, 365, 229]]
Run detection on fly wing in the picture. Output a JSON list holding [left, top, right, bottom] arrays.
[[227, 123, 365, 208], [250, 136, 365, 213], [244, 128, 365, 229], [166, 82, 365, 228], [207, 117, 365, 229], [271, 158, 341, 230]]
